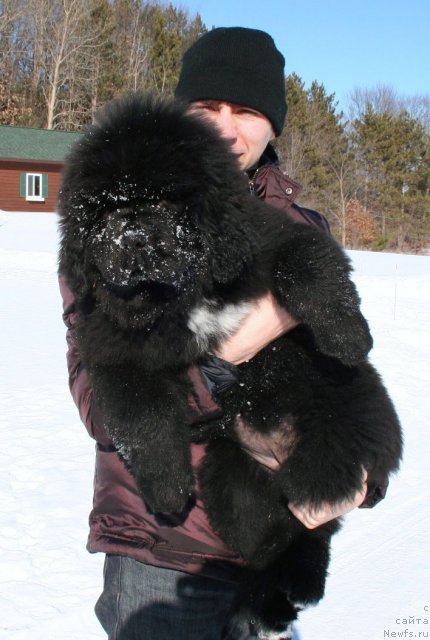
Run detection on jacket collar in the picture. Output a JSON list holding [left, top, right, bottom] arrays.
[[247, 144, 302, 205], [246, 143, 279, 178]]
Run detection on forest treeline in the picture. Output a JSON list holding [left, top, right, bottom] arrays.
[[1, 0, 429, 252]]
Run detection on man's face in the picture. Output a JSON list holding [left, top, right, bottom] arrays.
[[187, 100, 275, 171]]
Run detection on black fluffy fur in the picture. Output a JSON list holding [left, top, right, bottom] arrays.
[[58, 93, 402, 637]]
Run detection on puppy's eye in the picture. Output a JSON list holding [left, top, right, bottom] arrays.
[[111, 207, 136, 222], [146, 200, 174, 214]]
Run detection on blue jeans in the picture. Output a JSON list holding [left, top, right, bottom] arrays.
[[94, 555, 261, 640]]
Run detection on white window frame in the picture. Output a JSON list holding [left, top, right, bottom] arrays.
[[26, 173, 44, 202]]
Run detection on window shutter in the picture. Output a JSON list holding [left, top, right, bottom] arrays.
[[19, 173, 26, 197], [42, 174, 48, 198]]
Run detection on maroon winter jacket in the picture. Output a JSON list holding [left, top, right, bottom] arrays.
[[60, 156, 330, 582]]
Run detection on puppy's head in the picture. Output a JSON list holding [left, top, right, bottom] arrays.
[[58, 93, 259, 328], [87, 200, 210, 328]]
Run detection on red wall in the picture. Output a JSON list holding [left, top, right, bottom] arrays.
[[0, 160, 63, 213]]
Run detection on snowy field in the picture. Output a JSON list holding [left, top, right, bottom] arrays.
[[1, 211, 429, 640]]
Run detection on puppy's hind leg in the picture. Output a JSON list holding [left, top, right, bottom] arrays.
[[227, 529, 333, 640]]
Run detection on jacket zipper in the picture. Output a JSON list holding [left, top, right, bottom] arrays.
[[248, 166, 262, 196]]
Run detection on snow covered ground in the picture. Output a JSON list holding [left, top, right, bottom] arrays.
[[1, 211, 429, 640]]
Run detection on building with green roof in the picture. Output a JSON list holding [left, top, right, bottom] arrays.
[[0, 125, 80, 212]]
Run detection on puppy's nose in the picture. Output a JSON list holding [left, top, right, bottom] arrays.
[[122, 228, 149, 251]]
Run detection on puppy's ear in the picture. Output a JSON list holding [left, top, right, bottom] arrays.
[[201, 208, 258, 283]]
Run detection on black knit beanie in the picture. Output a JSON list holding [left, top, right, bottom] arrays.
[[175, 27, 287, 136]]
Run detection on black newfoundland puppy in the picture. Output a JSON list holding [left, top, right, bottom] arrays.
[[58, 94, 402, 637]]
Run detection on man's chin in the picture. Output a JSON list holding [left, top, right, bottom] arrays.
[[231, 149, 247, 169]]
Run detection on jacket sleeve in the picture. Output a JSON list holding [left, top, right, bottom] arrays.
[[291, 203, 331, 235], [59, 273, 113, 445]]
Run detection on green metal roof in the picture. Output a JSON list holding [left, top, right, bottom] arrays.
[[0, 125, 81, 162]]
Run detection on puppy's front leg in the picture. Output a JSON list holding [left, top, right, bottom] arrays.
[[271, 223, 373, 365], [91, 366, 194, 513]]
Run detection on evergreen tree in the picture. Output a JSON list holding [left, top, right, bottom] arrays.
[[277, 74, 351, 239], [145, 3, 205, 97], [147, 5, 181, 95], [86, 0, 123, 120], [353, 108, 430, 250]]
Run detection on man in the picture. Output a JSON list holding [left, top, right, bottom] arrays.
[[60, 27, 367, 640], [176, 28, 368, 528]]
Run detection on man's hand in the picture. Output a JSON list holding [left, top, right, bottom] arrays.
[[288, 470, 369, 529], [214, 292, 298, 365], [236, 418, 369, 527]]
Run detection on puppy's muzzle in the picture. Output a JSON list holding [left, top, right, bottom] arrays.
[[121, 227, 151, 252]]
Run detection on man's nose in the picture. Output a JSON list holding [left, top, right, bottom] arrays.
[[216, 105, 238, 141]]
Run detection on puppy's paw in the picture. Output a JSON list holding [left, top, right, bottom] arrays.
[[136, 469, 194, 514], [138, 479, 193, 513], [228, 602, 296, 640], [285, 577, 325, 609], [281, 447, 365, 508], [250, 593, 298, 640], [313, 312, 373, 366], [254, 621, 294, 640]]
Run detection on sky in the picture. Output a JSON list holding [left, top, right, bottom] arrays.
[[180, 0, 430, 111], [1, 211, 430, 639]]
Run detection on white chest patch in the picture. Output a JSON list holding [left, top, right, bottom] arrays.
[[187, 299, 251, 351]]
